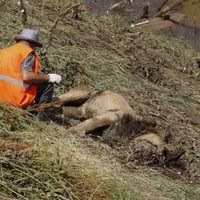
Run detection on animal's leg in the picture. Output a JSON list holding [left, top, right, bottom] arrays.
[[63, 106, 80, 118], [57, 86, 94, 103], [67, 111, 123, 135], [62, 106, 82, 126]]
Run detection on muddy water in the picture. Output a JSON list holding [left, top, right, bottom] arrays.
[[84, 0, 200, 50]]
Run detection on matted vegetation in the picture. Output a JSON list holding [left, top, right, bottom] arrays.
[[0, 105, 110, 199], [1, 0, 200, 199]]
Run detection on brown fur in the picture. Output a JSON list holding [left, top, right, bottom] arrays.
[[64, 89, 141, 135]]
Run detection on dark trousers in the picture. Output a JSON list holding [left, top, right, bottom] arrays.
[[34, 82, 53, 120], [35, 82, 53, 104]]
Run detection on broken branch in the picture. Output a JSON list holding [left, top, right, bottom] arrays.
[[154, 0, 187, 17]]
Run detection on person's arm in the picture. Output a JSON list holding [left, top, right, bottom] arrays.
[[21, 70, 50, 84], [20, 52, 61, 84]]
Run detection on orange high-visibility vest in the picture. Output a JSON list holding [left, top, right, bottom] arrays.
[[0, 43, 39, 107]]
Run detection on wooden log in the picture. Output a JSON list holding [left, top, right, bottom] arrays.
[[139, 4, 149, 19], [28, 86, 94, 112], [154, 0, 187, 17], [108, 0, 127, 10], [157, 0, 170, 12]]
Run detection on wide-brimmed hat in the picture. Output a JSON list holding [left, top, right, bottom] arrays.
[[14, 28, 43, 47]]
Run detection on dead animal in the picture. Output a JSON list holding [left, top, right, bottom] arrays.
[[31, 86, 185, 170], [63, 88, 141, 135], [61, 87, 185, 169]]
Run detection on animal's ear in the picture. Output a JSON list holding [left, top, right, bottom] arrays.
[[162, 147, 186, 165], [162, 146, 170, 158]]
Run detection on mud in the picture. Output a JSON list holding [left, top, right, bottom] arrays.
[[85, 0, 200, 50]]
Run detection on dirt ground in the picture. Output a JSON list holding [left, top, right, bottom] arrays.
[[1, 0, 200, 198]]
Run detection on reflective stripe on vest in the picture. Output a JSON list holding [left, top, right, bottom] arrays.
[[0, 74, 30, 89]]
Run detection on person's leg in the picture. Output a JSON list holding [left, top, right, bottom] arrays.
[[35, 82, 53, 121], [35, 82, 53, 104]]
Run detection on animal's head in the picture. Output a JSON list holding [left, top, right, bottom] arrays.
[[128, 132, 165, 165], [128, 133, 185, 168]]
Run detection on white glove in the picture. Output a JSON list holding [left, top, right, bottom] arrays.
[[48, 74, 62, 84]]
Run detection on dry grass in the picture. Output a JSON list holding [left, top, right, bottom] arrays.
[[0, 105, 109, 199], [1, 0, 200, 199], [1, 105, 200, 199]]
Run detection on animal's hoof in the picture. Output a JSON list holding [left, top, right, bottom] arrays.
[[66, 127, 77, 134], [67, 127, 86, 137]]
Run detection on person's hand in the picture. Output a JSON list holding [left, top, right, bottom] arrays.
[[48, 74, 62, 84]]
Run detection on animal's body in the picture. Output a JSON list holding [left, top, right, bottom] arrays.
[[62, 86, 184, 167], [63, 89, 140, 135]]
